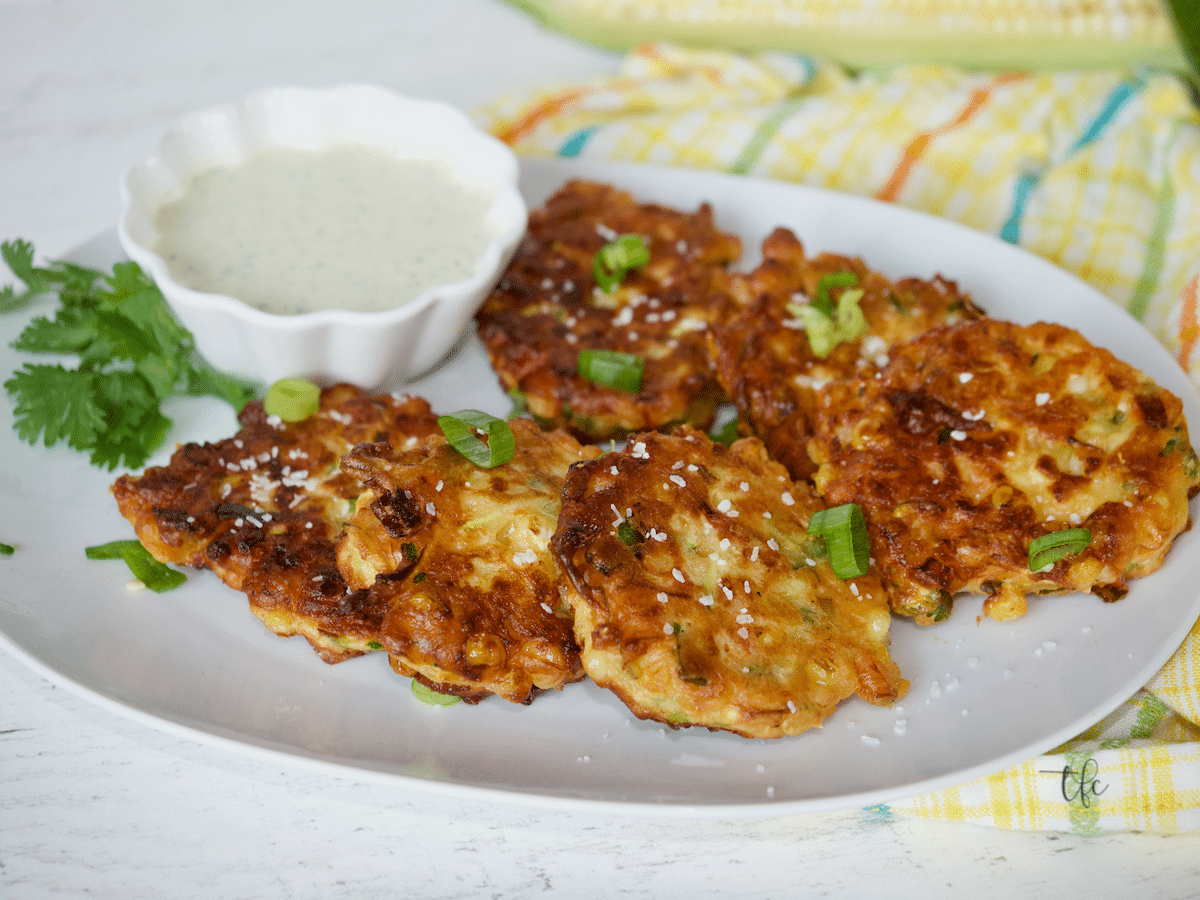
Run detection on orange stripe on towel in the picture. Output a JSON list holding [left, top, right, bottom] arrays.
[[876, 73, 1026, 203], [1177, 273, 1200, 371], [494, 88, 589, 146]]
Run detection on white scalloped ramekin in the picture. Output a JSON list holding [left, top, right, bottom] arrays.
[[117, 84, 526, 387]]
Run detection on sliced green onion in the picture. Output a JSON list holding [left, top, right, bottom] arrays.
[[812, 271, 859, 317], [787, 288, 867, 359], [791, 304, 839, 357], [577, 348, 645, 393], [506, 387, 528, 418], [1028, 528, 1091, 571], [85, 539, 186, 592], [437, 410, 515, 468], [84, 541, 133, 560], [807, 503, 870, 579], [710, 416, 740, 447], [616, 520, 641, 548], [411, 679, 462, 707], [834, 288, 867, 339], [593, 234, 651, 293], [0, 542, 14, 556], [263, 377, 321, 422]]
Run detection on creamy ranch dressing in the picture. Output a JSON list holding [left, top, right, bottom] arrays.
[[154, 144, 501, 314]]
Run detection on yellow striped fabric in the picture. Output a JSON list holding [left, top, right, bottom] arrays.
[[477, 43, 1200, 833]]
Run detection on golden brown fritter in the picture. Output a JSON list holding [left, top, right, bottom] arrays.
[[475, 179, 742, 441], [809, 318, 1200, 624], [550, 425, 906, 739], [111, 385, 441, 662], [335, 418, 602, 704], [709, 227, 983, 480]]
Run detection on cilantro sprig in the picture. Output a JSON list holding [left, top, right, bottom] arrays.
[[3, 239, 257, 470]]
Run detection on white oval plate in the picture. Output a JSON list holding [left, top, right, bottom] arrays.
[[2, 157, 1197, 816]]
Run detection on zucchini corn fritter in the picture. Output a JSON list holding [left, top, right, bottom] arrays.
[[709, 226, 983, 481], [475, 179, 742, 441], [810, 319, 1200, 624], [336, 418, 601, 704], [551, 426, 906, 738], [111, 385, 441, 662]]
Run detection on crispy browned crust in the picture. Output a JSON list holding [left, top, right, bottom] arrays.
[[709, 227, 983, 480], [335, 418, 601, 704], [474, 179, 742, 441], [809, 319, 1200, 624], [111, 385, 440, 662], [551, 425, 906, 738]]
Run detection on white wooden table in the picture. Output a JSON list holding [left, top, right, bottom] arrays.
[[2, 1, 1198, 896]]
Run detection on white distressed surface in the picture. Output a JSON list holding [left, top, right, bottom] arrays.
[[1, 1, 1199, 896]]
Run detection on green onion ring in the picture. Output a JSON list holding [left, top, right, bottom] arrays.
[[593, 234, 651, 293], [791, 305, 838, 358], [263, 377, 321, 422], [437, 410, 515, 468], [786, 286, 866, 359], [807, 502, 870, 579], [813, 271, 859, 317], [1028, 527, 1091, 571], [411, 679, 462, 706], [834, 288, 867, 337], [709, 417, 740, 447], [577, 348, 645, 394]]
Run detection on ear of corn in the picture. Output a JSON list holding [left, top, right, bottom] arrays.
[[1162, 0, 1200, 86], [505, 0, 1192, 74]]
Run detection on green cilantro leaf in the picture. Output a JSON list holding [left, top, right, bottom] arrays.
[[1, 240, 51, 310], [1, 239, 102, 312], [88, 370, 172, 470], [12, 304, 101, 354], [1, 239, 38, 285], [103, 262, 195, 356], [5, 363, 108, 451], [82, 309, 161, 369]]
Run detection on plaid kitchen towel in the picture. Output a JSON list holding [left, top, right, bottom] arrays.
[[476, 43, 1200, 833]]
